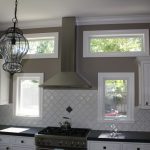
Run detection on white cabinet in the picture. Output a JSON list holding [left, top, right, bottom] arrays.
[[0, 145, 10, 150], [0, 135, 10, 144], [88, 141, 121, 150], [11, 136, 35, 147], [0, 135, 35, 150], [88, 141, 150, 150], [12, 147, 35, 150], [123, 143, 150, 150], [0, 135, 11, 150], [137, 57, 150, 108], [0, 60, 10, 105]]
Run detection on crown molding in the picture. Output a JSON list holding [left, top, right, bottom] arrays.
[[0, 18, 62, 31], [0, 15, 150, 30], [76, 15, 150, 25]]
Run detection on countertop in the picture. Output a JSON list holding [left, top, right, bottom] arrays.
[[87, 130, 150, 143], [0, 125, 43, 137]]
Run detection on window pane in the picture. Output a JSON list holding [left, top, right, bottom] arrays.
[[16, 78, 40, 117], [104, 80, 128, 120], [28, 38, 55, 54], [90, 35, 143, 53]]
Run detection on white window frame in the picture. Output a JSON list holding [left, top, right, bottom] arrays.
[[98, 72, 135, 123], [83, 29, 149, 57], [13, 73, 44, 118], [24, 32, 59, 59]]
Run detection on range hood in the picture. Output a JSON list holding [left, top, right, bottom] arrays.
[[40, 17, 91, 89]]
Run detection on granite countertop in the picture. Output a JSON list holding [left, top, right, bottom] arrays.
[[0, 125, 43, 137], [87, 130, 150, 143]]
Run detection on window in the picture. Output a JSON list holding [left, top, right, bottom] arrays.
[[98, 72, 134, 122], [83, 29, 149, 57], [24, 32, 58, 59], [13, 73, 43, 117]]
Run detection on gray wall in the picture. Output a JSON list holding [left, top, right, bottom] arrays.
[[22, 27, 61, 81], [76, 23, 150, 105], [19, 23, 150, 105], [76, 24, 150, 89]]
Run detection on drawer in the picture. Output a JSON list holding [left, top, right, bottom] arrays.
[[88, 141, 121, 150], [0, 145, 10, 150], [11, 136, 35, 147], [0, 135, 10, 144], [123, 143, 150, 150], [12, 146, 35, 150]]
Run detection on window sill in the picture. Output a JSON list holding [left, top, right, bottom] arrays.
[[98, 119, 135, 124]]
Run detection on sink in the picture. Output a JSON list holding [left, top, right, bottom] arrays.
[[98, 132, 125, 139], [0, 127, 29, 133]]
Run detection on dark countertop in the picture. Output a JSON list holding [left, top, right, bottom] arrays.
[[87, 130, 150, 143], [0, 125, 43, 137]]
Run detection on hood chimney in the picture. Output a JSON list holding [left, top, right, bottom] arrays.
[[40, 17, 92, 89]]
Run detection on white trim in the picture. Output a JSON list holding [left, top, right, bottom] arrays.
[[23, 32, 59, 59], [13, 73, 44, 118], [98, 72, 135, 123], [0, 15, 150, 30], [137, 56, 150, 109], [0, 18, 62, 30], [77, 15, 150, 25], [83, 29, 149, 57]]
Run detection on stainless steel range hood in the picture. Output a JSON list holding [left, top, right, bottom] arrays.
[[40, 17, 91, 89]]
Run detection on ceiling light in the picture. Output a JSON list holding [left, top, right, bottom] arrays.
[[0, 0, 29, 74]]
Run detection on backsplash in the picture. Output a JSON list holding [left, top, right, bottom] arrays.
[[0, 90, 150, 131]]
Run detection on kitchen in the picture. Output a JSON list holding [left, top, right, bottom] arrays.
[[0, 0, 149, 150]]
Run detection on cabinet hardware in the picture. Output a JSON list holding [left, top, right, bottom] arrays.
[[103, 146, 106, 149], [21, 140, 24, 143], [146, 102, 149, 105], [6, 147, 9, 150], [137, 148, 140, 150]]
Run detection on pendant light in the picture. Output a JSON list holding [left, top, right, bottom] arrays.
[[0, 0, 29, 74]]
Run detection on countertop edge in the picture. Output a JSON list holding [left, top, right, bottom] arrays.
[[0, 125, 43, 137], [87, 137, 150, 143], [87, 130, 150, 143]]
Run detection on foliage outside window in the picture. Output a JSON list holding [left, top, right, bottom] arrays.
[[13, 73, 43, 117], [28, 38, 55, 54], [24, 32, 58, 59], [98, 72, 134, 122], [83, 29, 149, 57], [104, 80, 127, 119], [90, 36, 143, 53]]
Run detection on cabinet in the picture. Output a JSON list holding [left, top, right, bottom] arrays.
[[137, 57, 150, 108], [0, 146, 10, 150], [88, 141, 150, 150], [0, 135, 10, 150], [0, 60, 10, 105], [88, 141, 121, 150], [0, 135, 35, 150], [12, 147, 34, 150], [123, 143, 150, 150]]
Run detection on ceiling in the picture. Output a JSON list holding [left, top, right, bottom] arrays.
[[0, 0, 150, 26]]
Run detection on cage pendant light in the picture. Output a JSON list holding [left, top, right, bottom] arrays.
[[0, 0, 29, 74]]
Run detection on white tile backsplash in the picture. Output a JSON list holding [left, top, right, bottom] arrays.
[[0, 89, 150, 131]]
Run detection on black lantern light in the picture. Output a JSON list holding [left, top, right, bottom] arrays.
[[0, 0, 29, 74]]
